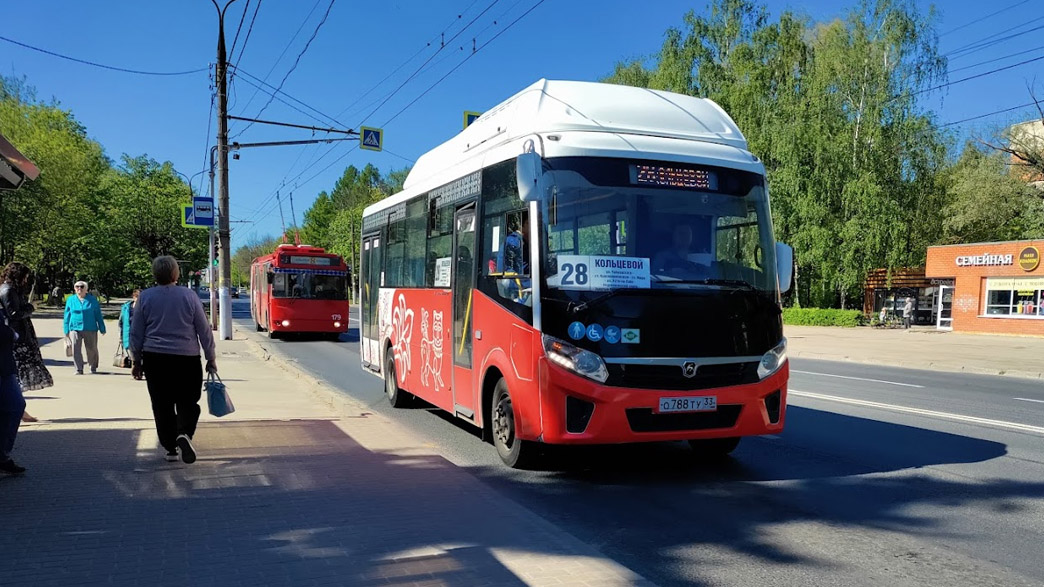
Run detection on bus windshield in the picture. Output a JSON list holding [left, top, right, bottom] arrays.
[[541, 158, 777, 297], [271, 271, 348, 300]]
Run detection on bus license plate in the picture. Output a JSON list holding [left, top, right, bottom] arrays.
[[657, 396, 717, 413]]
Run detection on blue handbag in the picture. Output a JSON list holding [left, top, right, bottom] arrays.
[[205, 373, 235, 417]]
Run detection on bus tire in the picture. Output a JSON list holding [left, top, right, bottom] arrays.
[[491, 378, 537, 469], [255, 321, 263, 332], [688, 437, 741, 459], [384, 350, 412, 408]]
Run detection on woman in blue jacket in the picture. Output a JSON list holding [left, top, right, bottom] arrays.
[[63, 281, 106, 374], [117, 289, 140, 365]]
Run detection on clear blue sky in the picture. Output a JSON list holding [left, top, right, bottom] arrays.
[[4, 0, 1043, 246]]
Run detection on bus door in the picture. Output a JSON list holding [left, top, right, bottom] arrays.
[[452, 203, 478, 419], [361, 233, 381, 368]]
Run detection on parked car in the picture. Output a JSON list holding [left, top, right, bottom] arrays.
[[230, 286, 240, 298]]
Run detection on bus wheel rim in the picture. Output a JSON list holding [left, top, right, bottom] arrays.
[[385, 356, 395, 398], [494, 394, 514, 448]]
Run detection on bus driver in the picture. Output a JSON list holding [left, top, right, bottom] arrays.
[[652, 223, 712, 279]]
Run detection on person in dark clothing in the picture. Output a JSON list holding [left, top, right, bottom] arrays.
[[131, 256, 217, 464], [0, 306, 27, 475], [0, 262, 52, 422]]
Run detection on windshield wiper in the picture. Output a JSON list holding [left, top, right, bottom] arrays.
[[568, 288, 645, 314]]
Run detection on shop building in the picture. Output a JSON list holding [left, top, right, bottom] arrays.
[[925, 240, 1044, 334]]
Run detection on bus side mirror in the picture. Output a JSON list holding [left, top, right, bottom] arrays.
[[776, 242, 793, 294], [516, 152, 543, 202]]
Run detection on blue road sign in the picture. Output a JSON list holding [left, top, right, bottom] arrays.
[[360, 126, 383, 151], [181, 205, 207, 230], [604, 325, 621, 344], [464, 111, 482, 129], [192, 197, 214, 227]]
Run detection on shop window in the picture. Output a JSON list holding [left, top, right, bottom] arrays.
[[983, 277, 1044, 317]]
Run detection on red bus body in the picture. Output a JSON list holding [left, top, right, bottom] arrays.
[[363, 288, 786, 446], [250, 244, 350, 336]]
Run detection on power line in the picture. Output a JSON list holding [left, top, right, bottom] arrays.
[[235, 0, 336, 138], [231, 0, 325, 130], [941, 101, 1040, 127], [332, 0, 483, 120], [0, 34, 206, 76], [381, 0, 547, 128], [232, 66, 346, 127], [893, 52, 1044, 101], [355, 0, 502, 127], [946, 19, 1044, 60], [230, 69, 339, 128], [232, 0, 263, 69], [939, 0, 1031, 37], [950, 44, 1044, 73], [228, 0, 251, 61]]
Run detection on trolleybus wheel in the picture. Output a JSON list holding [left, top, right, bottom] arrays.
[[688, 437, 741, 459], [491, 378, 537, 469], [384, 350, 412, 407], [255, 321, 263, 332]]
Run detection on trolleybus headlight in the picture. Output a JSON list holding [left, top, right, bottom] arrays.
[[757, 338, 787, 380], [281, 320, 291, 327], [542, 335, 608, 383], [334, 321, 342, 328]]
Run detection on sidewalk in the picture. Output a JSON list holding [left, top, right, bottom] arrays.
[[2, 317, 651, 587], [787, 325, 1044, 379]]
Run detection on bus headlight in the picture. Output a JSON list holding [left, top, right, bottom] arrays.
[[281, 320, 291, 327], [334, 321, 342, 328], [542, 335, 608, 383], [757, 338, 787, 379]]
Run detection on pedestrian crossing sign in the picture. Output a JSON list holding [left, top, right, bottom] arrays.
[[360, 126, 383, 152], [464, 111, 482, 129], [181, 205, 207, 230]]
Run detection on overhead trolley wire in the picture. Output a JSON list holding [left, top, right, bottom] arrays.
[[0, 34, 206, 76], [231, 0, 325, 131], [234, 0, 336, 138], [332, 0, 484, 120]]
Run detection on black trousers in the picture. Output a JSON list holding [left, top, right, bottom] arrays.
[[142, 352, 203, 452]]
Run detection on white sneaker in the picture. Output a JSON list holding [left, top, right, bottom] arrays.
[[175, 434, 196, 464]]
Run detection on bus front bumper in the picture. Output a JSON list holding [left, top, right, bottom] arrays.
[[532, 358, 788, 445], [269, 317, 349, 334]]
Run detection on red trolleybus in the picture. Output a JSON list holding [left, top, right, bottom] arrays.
[[359, 80, 794, 467], [250, 244, 350, 339]]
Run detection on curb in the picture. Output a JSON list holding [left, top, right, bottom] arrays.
[[789, 351, 1044, 381], [234, 327, 376, 420]]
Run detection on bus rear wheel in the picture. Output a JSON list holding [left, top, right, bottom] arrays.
[[688, 437, 741, 459], [491, 379, 537, 469], [255, 320, 263, 332], [384, 350, 412, 408]]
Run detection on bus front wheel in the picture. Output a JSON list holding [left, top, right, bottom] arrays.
[[384, 350, 412, 408], [688, 437, 741, 459], [491, 379, 537, 469]]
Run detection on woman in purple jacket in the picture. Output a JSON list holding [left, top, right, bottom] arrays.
[[130, 256, 217, 464]]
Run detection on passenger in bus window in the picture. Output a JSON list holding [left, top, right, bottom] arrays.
[[494, 212, 532, 305]]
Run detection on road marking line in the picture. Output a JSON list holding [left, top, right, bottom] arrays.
[[791, 370, 924, 388], [1014, 397, 1044, 404], [790, 390, 1044, 436]]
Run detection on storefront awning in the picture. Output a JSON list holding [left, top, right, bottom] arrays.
[[0, 133, 40, 191]]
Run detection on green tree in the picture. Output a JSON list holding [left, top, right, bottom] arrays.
[[941, 144, 1044, 244]]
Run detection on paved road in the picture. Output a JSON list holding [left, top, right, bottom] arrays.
[[233, 300, 1044, 587]]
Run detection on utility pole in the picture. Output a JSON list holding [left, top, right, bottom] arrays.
[[208, 145, 218, 331], [212, 0, 239, 340]]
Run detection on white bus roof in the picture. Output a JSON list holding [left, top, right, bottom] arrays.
[[365, 79, 757, 218]]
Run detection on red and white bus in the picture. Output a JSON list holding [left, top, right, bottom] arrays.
[[250, 244, 350, 339], [359, 79, 793, 467]]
